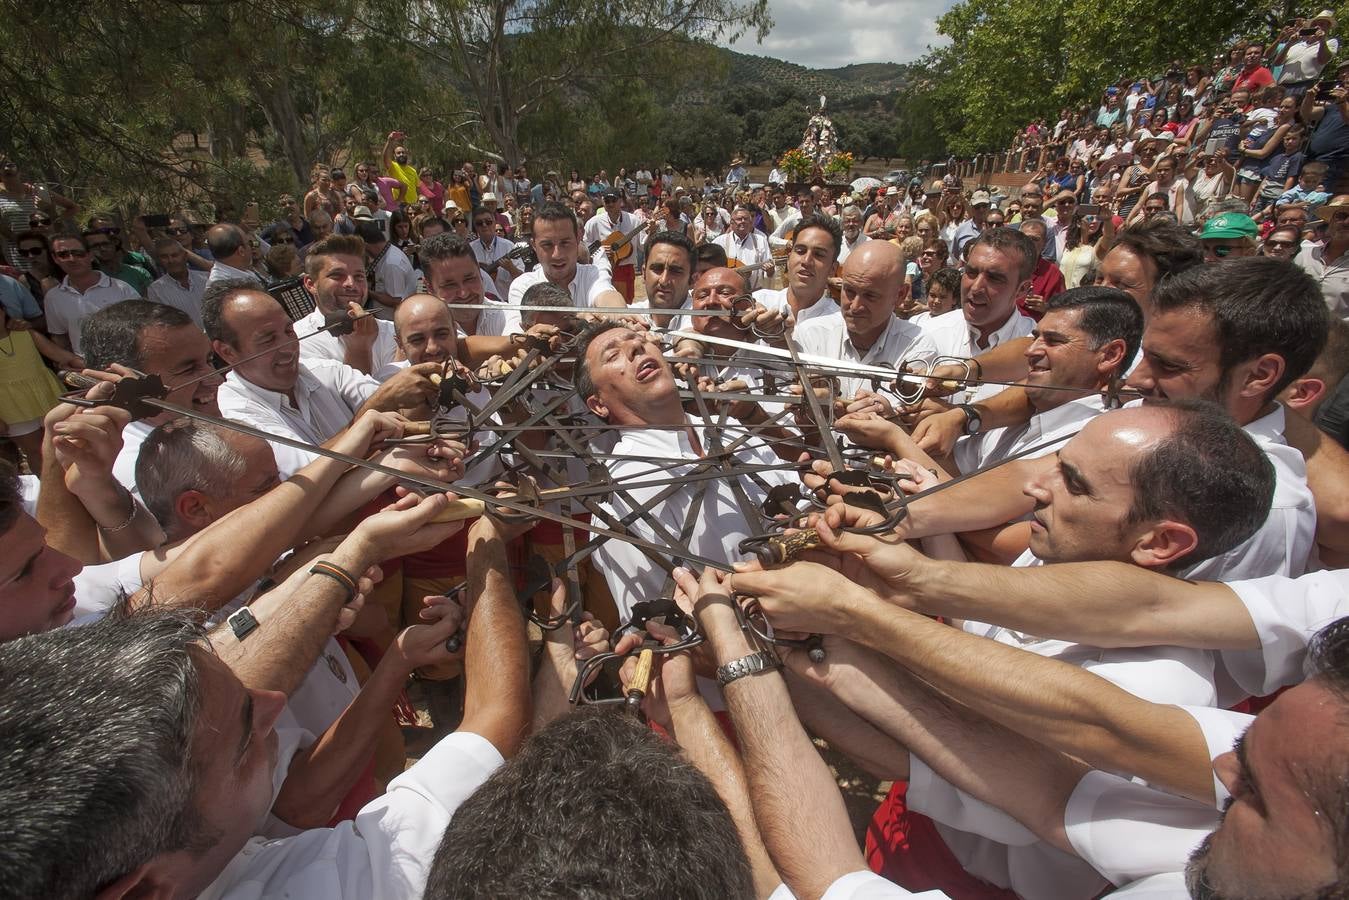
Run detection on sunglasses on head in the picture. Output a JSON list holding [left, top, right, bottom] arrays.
[[54, 248, 87, 259]]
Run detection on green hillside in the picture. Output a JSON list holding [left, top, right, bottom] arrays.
[[721, 50, 912, 103]]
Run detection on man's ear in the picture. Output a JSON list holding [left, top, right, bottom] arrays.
[[1130, 520, 1199, 569], [94, 861, 178, 900], [210, 339, 237, 365], [174, 489, 214, 535], [585, 394, 609, 420], [1280, 375, 1327, 413]]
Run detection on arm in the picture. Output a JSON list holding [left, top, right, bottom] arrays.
[[682, 567, 869, 900], [28, 330, 76, 367], [1283, 409, 1349, 558]]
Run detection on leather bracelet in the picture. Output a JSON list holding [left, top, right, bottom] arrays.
[[971, 357, 984, 381], [308, 560, 358, 603]]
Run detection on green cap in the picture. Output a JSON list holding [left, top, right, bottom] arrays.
[[1201, 212, 1257, 240]]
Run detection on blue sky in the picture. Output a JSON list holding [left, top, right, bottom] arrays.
[[723, 0, 956, 69]]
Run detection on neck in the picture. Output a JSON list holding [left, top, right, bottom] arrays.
[[69, 269, 99, 289], [171, 269, 190, 285], [973, 310, 1014, 347], [787, 282, 826, 312], [849, 322, 887, 352]]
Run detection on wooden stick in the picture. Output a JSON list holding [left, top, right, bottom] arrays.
[[428, 485, 575, 523]]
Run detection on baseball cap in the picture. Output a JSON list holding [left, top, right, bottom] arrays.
[[970, 190, 991, 206], [1201, 212, 1257, 240], [1105, 86, 1119, 95], [603, 192, 620, 202]]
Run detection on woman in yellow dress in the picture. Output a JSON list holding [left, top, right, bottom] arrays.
[[0, 303, 81, 472]]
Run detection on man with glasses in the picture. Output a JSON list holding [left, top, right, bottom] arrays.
[[1295, 194, 1349, 317], [470, 206, 522, 301], [162, 215, 214, 270], [43, 234, 140, 354], [582, 192, 640, 302], [952, 189, 992, 260], [713, 207, 773, 291], [1200, 212, 1259, 263], [84, 227, 151, 296], [838, 204, 869, 263], [267, 195, 314, 249], [1262, 224, 1302, 260]]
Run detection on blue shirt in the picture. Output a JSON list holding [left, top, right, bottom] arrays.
[[0, 273, 40, 320]]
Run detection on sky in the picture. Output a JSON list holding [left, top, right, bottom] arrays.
[[723, 0, 956, 69]]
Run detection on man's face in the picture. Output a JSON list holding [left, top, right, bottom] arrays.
[[772, 191, 786, 209], [425, 254, 486, 331], [396, 300, 459, 365], [1263, 229, 1300, 261], [841, 212, 862, 241], [691, 268, 748, 341], [1230, 90, 1250, 109], [1127, 306, 1232, 408], [197, 434, 282, 525], [1143, 196, 1168, 219], [1021, 225, 1048, 257], [305, 253, 368, 315], [1243, 45, 1263, 68], [473, 212, 497, 242], [1024, 308, 1115, 406], [583, 327, 676, 424], [985, 211, 1006, 228], [577, 201, 594, 222], [603, 197, 622, 220], [1020, 195, 1043, 218], [310, 215, 333, 241], [1023, 411, 1162, 563], [215, 294, 301, 393], [961, 245, 1029, 334], [1100, 245, 1157, 309], [1053, 195, 1077, 220], [187, 649, 287, 889], [0, 160, 17, 185], [838, 248, 902, 347], [1186, 680, 1345, 898], [138, 323, 223, 422], [85, 231, 120, 268], [168, 218, 193, 250], [532, 217, 580, 285], [1276, 207, 1309, 231], [730, 209, 752, 237], [799, 195, 814, 215], [278, 195, 297, 217], [643, 243, 692, 311], [787, 225, 836, 300], [394, 146, 410, 165], [157, 242, 189, 277], [0, 513, 81, 640], [50, 237, 92, 277]]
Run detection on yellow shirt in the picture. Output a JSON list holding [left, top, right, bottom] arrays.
[[387, 160, 420, 205]]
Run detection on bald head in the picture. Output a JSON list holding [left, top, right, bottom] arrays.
[[395, 293, 458, 365], [837, 241, 906, 348], [206, 224, 248, 266]]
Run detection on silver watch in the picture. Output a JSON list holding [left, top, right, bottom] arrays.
[[716, 650, 781, 687]]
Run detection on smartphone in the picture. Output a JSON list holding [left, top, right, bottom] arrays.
[[1301, 27, 1318, 36], [1317, 77, 1340, 101], [1078, 203, 1101, 219], [141, 213, 171, 228], [1204, 137, 1223, 156]]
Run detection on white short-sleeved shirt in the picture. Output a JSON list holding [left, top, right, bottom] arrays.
[[504, 263, 617, 335], [715, 230, 773, 290], [217, 360, 379, 477], [370, 245, 419, 321], [147, 269, 209, 326], [1224, 568, 1349, 697], [839, 233, 870, 264], [754, 287, 842, 327], [206, 261, 263, 288], [954, 394, 1104, 473], [294, 307, 403, 382], [795, 315, 940, 401], [453, 298, 514, 338], [919, 308, 1037, 402], [471, 235, 520, 301], [200, 731, 504, 900], [592, 417, 794, 619], [818, 871, 951, 899], [44, 273, 141, 352], [1279, 37, 1340, 83], [1293, 242, 1349, 320]]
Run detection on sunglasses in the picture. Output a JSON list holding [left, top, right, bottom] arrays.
[[53, 248, 88, 259], [1264, 239, 1297, 248], [1208, 244, 1243, 257], [29, 217, 51, 227], [18, 246, 46, 257], [451, 218, 467, 225], [272, 236, 296, 244], [95, 226, 121, 236]]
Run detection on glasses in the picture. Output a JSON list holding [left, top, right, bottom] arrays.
[[94, 226, 121, 236], [86, 241, 114, 251], [1055, 199, 1076, 206], [474, 219, 495, 227], [451, 218, 467, 226], [1332, 211, 1349, 222], [272, 236, 296, 245], [29, 217, 50, 227], [18, 246, 45, 257], [1207, 244, 1244, 258], [166, 227, 189, 235], [53, 248, 88, 259], [1265, 239, 1297, 248]]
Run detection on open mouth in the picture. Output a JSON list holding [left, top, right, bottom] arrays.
[[635, 358, 660, 381]]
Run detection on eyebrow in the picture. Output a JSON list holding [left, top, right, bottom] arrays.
[[235, 693, 254, 764], [1233, 732, 1262, 803], [1059, 458, 1093, 496]]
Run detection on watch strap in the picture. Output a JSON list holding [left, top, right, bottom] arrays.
[[716, 650, 781, 687]]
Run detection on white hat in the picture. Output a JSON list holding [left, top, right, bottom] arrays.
[[481, 192, 498, 203], [443, 199, 460, 212], [970, 190, 992, 206]]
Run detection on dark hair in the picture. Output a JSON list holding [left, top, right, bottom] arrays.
[[792, 212, 843, 262], [647, 229, 696, 271], [1109, 218, 1204, 288], [534, 201, 579, 234], [201, 277, 266, 347], [1045, 286, 1144, 374], [928, 267, 962, 298], [1310, 616, 1349, 701], [1152, 257, 1328, 399], [354, 217, 385, 244], [419, 232, 476, 273], [574, 320, 629, 405], [1144, 190, 1171, 206], [0, 609, 217, 898], [1124, 398, 1275, 565], [81, 300, 194, 372], [303, 233, 366, 280], [695, 242, 728, 269], [520, 281, 574, 328], [0, 461, 21, 534], [425, 707, 754, 899], [968, 226, 1038, 281], [205, 223, 245, 259]]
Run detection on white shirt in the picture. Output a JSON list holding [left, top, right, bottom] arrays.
[[714, 230, 773, 290], [1293, 241, 1349, 319], [43, 272, 140, 353], [200, 731, 504, 900], [769, 206, 803, 248], [503, 263, 617, 335], [1224, 568, 1349, 698], [753, 287, 841, 327], [147, 269, 209, 326], [582, 210, 640, 263], [592, 417, 794, 618], [471, 234, 520, 301], [453, 297, 514, 338], [294, 307, 403, 382], [206, 260, 263, 287], [217, 360, 379, 477], [795, 315, 940, 400], [111, 419, 155, 496], [370, 245, 418, 321], [1279, 37, 1340, 83], [954, 394, 1104, 473], [919, 307, 1037, 402], [839, 231, 870, 263]]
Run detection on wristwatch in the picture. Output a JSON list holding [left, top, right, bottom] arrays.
[[716, 650, 781, 687], [958, 403, 983, 435]]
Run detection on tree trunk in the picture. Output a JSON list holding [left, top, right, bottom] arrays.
[[251, 72, 310, 189]]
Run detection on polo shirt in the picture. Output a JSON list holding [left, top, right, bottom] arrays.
[[369, 245, 418, 321], [147, 269, 209, 326], [753, 287, 841, 327], [206, 260, 263, 287], [954, 394, 1104, 473], [44, 272, 140, 352], [502, 263, 617, 335], [1294, 241, 1349, 318], [294, 307, 403, 382]]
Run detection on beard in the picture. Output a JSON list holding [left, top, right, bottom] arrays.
[[1186, 822, 1349, 900]]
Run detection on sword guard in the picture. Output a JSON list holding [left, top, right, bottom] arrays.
[[60, 373, 168, 421], [323, 308, 356, 336]]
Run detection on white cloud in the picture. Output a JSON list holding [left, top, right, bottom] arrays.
[[723, 0, 954, 68]]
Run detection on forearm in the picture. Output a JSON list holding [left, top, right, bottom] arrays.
[[668, 694, 783, 899], [272, 651, 411, 828], [460, 523, 531, 755], [210, 536, 372, 694], [36, 435, 100, 562], [702, 601, 865, 899], [971, 338, 1033, 381], [785, 670, 911, 781], [903, 457, 1043, 537], [530, 640, 576, 731], [845, 597, 1216, 803], [342, 340, 376, 376]]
